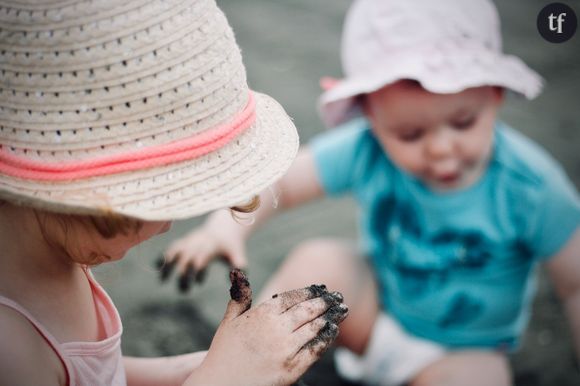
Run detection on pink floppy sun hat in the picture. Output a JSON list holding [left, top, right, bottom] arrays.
[[0, 0, 299, 221], [319, 0, 544, 128]]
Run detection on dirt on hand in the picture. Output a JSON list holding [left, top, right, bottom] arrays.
[[229, 268, 252, 311]]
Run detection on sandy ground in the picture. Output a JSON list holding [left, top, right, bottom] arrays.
[[95, 0, 580, 384]]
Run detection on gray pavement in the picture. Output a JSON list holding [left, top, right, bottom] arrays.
[[95, 1, 580, 384]]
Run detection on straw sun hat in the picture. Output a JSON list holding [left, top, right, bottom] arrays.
[[0, 0, 298, 221]]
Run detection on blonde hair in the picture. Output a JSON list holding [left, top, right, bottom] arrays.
[[230, 195, 260, 214]]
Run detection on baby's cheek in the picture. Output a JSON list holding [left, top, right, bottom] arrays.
[[381, 140, 421, 172], [394, 147, 425, 175], [466, 138, 492, 164], [458, 129, 492, 162]]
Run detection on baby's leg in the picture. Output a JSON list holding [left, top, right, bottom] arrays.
[[257, 238, 379, 354], [410, 351, 511, 386]]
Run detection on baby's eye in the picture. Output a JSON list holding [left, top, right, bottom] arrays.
[[398, 129, 424, 142], [451, 115, 477, 131]]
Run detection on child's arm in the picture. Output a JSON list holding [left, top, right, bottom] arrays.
[[546, 228, 580, 363], [124, 352, 206, 386], [163, 147, 323, 275]]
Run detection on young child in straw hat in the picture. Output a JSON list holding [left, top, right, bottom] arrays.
[[163, 0, 580, 385], [0, 0, 350, 385]]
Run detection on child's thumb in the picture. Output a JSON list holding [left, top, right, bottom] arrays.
[[229, 250, 248, 270], [223, 268, 252, 320]]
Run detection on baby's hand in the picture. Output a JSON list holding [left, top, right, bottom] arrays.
[[184, 269, 348, 386], [158, 223, 247, 292]]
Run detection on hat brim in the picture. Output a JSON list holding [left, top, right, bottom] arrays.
[[319, 51, 544, 127], [0, 92, 298, 221]]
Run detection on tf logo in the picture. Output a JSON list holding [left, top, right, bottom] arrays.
[[537, 3, 577, 43]]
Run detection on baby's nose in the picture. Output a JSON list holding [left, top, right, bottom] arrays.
[[425, 130, 455, 159]]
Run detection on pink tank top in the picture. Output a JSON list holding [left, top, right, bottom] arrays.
[[0, 270, 126, 386]]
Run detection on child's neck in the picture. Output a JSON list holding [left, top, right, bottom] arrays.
[[0, 205, 80, 298], [0, 205, 104, 343]]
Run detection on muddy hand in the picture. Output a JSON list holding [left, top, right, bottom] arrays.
[[304, 289, 348, 355], [275, 285, 349, 360], [185, 275, 348, 386], [161, 221, 248, 293], [156, 254, 177, 281], [156, 254, 209, 293]]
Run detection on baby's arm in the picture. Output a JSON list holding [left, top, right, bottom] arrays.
[[546, 228, 580, 363], [162, 147, 324, 277]]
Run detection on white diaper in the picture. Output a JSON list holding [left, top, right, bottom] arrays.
[[335, 313, 446, 386]]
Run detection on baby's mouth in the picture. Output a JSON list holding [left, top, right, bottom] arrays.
[[422, 170, 469, 192], [435, 172, 460, 184]]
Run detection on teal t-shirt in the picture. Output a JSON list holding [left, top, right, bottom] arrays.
[[310, 118, 580, 349]]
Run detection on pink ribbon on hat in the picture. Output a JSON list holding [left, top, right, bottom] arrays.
[[0, 93, 256, 181]]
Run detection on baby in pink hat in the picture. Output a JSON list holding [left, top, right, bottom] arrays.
[[165, 0, 580, 385]]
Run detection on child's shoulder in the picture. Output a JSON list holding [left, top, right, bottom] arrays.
[[312, 117, 383, 160], [0, 304, 63, 384], [309, 118, 391, 195], [494, 122, 580, 258], [494, 122, 568, 189], [316, 117, 374, 144]]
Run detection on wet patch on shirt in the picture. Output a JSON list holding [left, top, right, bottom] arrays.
[[438, 292, 484, 328], [431, 230, 493, 268], [394, 268, 449, 298], [370, 196, 495, 273]]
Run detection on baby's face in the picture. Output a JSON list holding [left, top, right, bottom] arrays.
[[365, 81, 503, 191]]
